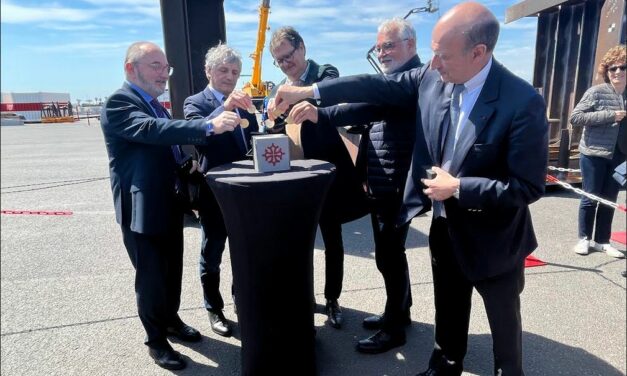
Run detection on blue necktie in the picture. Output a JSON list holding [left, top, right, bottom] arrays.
[[221, 97, 248, 154], [441, 84, 464, 171], [150, 98, 183, 163], [434, 84, 464, 218]]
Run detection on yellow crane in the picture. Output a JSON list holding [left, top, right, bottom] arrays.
[[242, 0, 271, 106]]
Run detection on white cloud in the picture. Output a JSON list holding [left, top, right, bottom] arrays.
[[81, 0, 158, 5], [501, 19, 538, 30], [20, 40, 134, 54], [37, 23, 105, 31], [1, 0, 97, 23]]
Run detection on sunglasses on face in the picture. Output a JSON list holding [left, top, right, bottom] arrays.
[[608, 65, 627, 73]]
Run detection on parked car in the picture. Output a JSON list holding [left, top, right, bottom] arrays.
[[1, 112, 26, 126]]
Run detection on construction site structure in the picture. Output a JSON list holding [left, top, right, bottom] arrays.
[[241, 0, 273, 108], [1, 92, 72, 123], [506, 0, 626, 184], [41, 102, 74, 123]]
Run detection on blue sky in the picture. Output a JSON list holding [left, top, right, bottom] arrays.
[[0, 0, 538, 102]]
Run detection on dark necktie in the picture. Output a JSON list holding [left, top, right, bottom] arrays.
[[150, 98, 183, 163], [221, 97, 248, 154], [441, 84, 464, 171], [434, 84, 464, 218]]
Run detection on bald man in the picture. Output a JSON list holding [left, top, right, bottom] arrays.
[[101, 41, 245, 370], [270, 3, 548, 375]]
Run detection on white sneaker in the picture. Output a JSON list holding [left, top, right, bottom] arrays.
[[573, 239, 590, 255], [592, 243, 625, 258]]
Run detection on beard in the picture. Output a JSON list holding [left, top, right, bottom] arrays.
[[136, 70, 166, 98]]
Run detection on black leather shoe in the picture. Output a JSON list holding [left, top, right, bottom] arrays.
[[356, 329, 406, 354], [325, 299, 343, 329], [416, 369, 438, 376], [362, 314, 411, 330], [209, 310, 232, 337], [148, 347, 186, 370], [166, 323, 201, 342]]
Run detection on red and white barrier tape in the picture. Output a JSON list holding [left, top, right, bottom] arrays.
[[546, 175, 626, 213], [1, 210, 73, 216]]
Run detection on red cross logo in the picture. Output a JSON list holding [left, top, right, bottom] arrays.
[[263, 143, 285, 166]]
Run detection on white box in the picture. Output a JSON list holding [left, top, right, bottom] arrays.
[[252, 134, 291, 173]]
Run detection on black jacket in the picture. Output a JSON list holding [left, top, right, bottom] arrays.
[[317, 55, 423, 201]]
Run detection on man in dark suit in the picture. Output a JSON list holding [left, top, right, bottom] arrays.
[[287, 17, 425, 354], [183, 44, 258, 338], [267, 26, 367, 329], [101, 41, 242, 370], [271, 3, 548, 374]]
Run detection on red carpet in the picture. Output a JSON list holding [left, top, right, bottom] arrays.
[[611, 232, 626, 245], [525, 255, 547, 268]]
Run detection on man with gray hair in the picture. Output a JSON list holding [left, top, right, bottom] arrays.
[[271, 2, 548, 374], [101, 41, 241, 370], [184, 44, 258, 338], [286, 16, 423, 354]]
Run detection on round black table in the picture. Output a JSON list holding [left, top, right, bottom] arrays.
[[206, 159, 335, 376]]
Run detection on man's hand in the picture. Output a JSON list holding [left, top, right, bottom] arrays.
[[268, 85, 315, 120], [189, 159, 199, 174], [422, 166, 460, 201], [224, 90, 254, 112], [211, 111, 240, 134], [288, 101, 319, 124], [615, 110, 626, 122]]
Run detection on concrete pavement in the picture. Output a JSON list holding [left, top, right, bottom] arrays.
[[1, 120, 625, 375]]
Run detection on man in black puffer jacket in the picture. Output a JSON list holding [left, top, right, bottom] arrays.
[[287, 17, 430, 354]]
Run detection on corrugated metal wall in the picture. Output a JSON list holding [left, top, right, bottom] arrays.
[[529, 0, 626, 180]]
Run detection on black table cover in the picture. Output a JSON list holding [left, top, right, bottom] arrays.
[[206, 159, 335, 375]]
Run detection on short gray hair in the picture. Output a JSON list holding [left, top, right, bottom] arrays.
[[269, 26, 304, 54], [125, 41, 159, 64], [204, 44, 242, 73], [378, 17, 416, 47], [460, 13, 499, 52]]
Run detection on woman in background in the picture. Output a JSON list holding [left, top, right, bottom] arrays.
[[571, 44, 626, 258]]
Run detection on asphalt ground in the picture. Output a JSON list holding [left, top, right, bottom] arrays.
[[1, 119, 625, 376]]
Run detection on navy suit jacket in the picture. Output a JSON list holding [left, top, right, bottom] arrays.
[[317, 60, 549, 280], [100, 82, 208, 235], [183, 87, 258, 172]]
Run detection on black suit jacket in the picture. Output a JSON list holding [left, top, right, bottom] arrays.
[[100, 82, 208, 235], [183, 87, 258, 172], [317, 60, 549, 280], [270, 60, 368, 224]]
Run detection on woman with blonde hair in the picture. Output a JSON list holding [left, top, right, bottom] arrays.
[[571, 44, 626, 258]]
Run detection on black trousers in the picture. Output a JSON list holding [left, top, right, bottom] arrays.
[[319, 219, 344, 301], [198, 183, 228, 312], [370, 196, 411, 332], [428, 217, 525, 376], [121, 214, 184, 349]]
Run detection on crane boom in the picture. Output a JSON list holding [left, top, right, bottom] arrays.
[[242, 0, 271, 102]]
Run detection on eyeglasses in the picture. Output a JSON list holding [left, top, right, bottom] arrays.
[[137, 62, 173, 76], [273, 46, 298, 67], [608, 65, 626, 73], [374, 39, 409, 54]]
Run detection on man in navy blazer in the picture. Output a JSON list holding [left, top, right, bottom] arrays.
[[271, 3, 548, 374], [101, 41, 242, 370], [183, 44, 258, 338]]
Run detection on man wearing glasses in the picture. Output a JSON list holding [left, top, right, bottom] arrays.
[[101, 41, 241, 371], [286, 17, 425, 354], [267, 26, 367, 330]]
